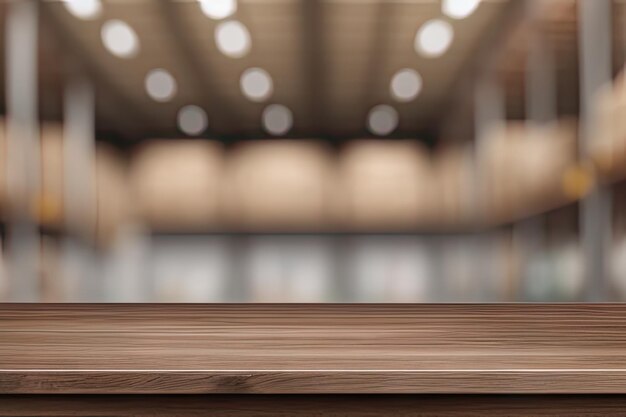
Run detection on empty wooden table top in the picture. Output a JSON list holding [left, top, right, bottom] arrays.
[[2, 304, 626, 394]]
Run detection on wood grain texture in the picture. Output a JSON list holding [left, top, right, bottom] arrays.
[[3, 304, 626, 393], [4, 395, 626, 416]]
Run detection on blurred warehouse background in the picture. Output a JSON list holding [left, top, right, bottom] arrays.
[[0, 0, 624, 302]]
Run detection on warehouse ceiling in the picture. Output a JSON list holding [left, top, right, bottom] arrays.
[[0, 0, 606, 143], [26, 0, 515, 142]]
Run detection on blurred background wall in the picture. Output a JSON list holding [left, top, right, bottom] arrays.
[[0, 0, 623, 302]]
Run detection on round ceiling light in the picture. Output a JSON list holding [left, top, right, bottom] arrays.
[[262, 104, 293, 136], [367, 105, 398, 136], [240, 68, 273, 102], [215, 20, 251, 58], [145, 69, 177, 102], [199, 0, 237, 20], [177, 105, 208, 136], [63, 0, 102, 20], [101, 20, 140, 59], [390, 69, 423, 102], [442, 0, 481, 19], [414, 19, 454, 58]]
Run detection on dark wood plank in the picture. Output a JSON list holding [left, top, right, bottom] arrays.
[[3, 394, 626, 416], [3, 304, 626, 393]]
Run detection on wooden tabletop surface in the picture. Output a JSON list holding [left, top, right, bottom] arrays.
[[2, 304, 626, 394]]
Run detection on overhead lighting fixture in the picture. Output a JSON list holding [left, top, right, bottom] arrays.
[[367, 105, 398, 136], [63, 0, 102, 20], [414, 19, 454, 58], [145, 69, 177, 102], [177, 105, 208, 136], [390, 69, 423, 102], [442, 0, 481, 20], [240, 68, 273, 102], [215, 20, 251, 58], [199, 0, 237, 20], [101, 20, 139, 59], [262, 104, 293, 136]]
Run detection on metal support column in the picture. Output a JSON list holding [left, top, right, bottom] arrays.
[[5, 0, 40, 301], [579, 0, 613, 301]]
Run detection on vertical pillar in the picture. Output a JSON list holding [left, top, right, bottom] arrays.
[[473, 74, 505, 301], [579, 0, 613, 301], [5, 0, 40, 301], [514, 0, 557, 301], [63, 75, 97, 300]]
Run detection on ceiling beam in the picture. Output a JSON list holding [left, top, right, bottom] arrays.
[[300, 0, 326, 136], [359, 1, 394, 136], [155, 0, 237, 135]]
